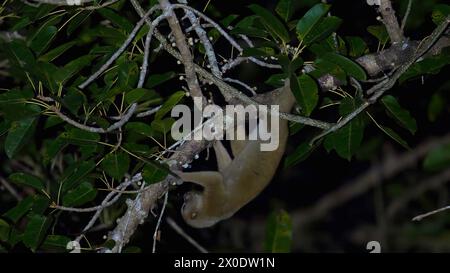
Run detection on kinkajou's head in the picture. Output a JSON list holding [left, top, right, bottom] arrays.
[[181, 191, 219, 228]]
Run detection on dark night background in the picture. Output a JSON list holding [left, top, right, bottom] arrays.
[[1, 0, 449, 253]]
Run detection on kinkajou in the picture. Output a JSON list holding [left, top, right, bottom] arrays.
[[177, 81, 296, 228]]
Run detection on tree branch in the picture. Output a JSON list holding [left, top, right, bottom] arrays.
[[311, 16, 450, 144], [158, 0, 204, 103], [378, 0, 404, 44]]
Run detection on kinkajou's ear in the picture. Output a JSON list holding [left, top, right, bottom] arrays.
[[213, 141, 232, 172]]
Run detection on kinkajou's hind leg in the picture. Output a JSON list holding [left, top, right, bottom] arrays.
[[175, 171, 224, 188], [213, 141, 232, 172], [230, 140, 247, 158]]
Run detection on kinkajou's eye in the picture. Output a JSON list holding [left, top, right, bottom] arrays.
[[191, 212, 197, 219]]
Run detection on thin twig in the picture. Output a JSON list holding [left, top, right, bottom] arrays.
[[413, 205, 450, 222], [223, 78, 256, 96], [166, 217, 208, 253], [78, 6, 160, 89], [138, 12, 168, 88], [152, 191, 168, 253], [136, 105, 163, 118], [172, 4, 281, 71], [400, 0, 412, 33], [73, 174, 142, 243], [387, 168, 450, 219], [52, 174, 141, 213], [51, 103, 137, 133], [0, 177, 22, 201], [82, 0, 119, 10]]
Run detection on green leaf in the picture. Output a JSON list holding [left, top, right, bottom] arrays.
[[0, 121, 10, 137], [432, 4, 450, 25], [123, 246, 142, 253], [155, 91, 186, 120], [118, 60, 139, 90], [142, 163, 169, 185], [55, 55, 94, 84], [4, 40, 36, 71], [60, 128, 100, 146], [303, 16, 342, 45], [41, 235, 71, 251], [29, 25, 58, 56], [35, 62, 60, 94], [7, 228, 23, 247], [5, 117, 37, 159], [151, 118, 174, 134], [126, 122, 155, 138], [23, 214, 51, 252], [242, 47, 276, 57], [31, 195, 50, 215], [296, 3, 330, 43], [278, 55, 303, 76], [125, 88, 159, 104], [428, 93, 445, 122], [123, 143, 158, 157], [264, 210, 292, 253], [323, 52, 366, 81], [0, 103, 40, 121], [327, 34, 347, 55], [9, 173, 45, 192], [11, 16, 31, 31], [101, 151, 130, 180], [0, 88, 33, 105], [367, 25, 389, 44], [265, 74, 286, 88], [67, 11, 91, 35], [231, 26, 268, 39], [220, 14, 239, 28], [97, 8, 133, 33], [38, 41, 76, 62], [381, 95, 417, 134], [3, 197, 34, 223], [0, 218, 10, 242], [290, 74, 318, 116], [378, 125, 410, 149], [61, 160, 96, 192], [249, 4, 290, 43], [101, 239, 116, 250], [312, 58, 347, 84], [284, 142, 313, 168], [325, 97, 364, 160], [62, 87, 87, 115], [62, 182, 97, 207], [345, 36, 368, 57], [423, 144, 450, 172], [276, 0, 297, 22], [43, 137, 66, 165]]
